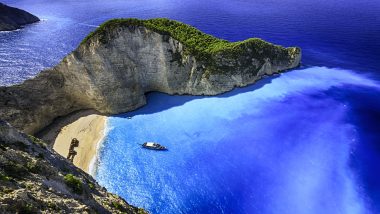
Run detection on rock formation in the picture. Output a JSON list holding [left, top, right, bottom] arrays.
[[0, 18, 301, 134], [0, 3, 40, 31], [0, 120, 146, 213]]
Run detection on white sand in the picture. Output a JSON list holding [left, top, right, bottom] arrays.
[[53, 114, 106, 173]]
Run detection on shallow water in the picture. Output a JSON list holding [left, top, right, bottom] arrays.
[[95, 67, 380, 213], [1, 0, 380, 213]]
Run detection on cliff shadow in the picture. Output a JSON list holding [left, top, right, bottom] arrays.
[[113, 74, 277, 118], [36, 76, 275, 144], [37, 69, 296, 143]]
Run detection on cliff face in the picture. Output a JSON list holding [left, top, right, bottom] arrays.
[[0, 18, 301, 134], [0, 120, 145, 213], [0, 3, 40, 31]]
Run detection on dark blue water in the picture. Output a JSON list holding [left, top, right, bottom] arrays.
[[1, 0, 380, 85], [1, 0, 380, 213]]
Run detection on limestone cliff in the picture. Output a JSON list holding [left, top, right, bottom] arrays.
[[0, 18, 301, 134], [0, 120, 146, 213], [0, 3, 40, 31]]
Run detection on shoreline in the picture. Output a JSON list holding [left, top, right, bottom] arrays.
[[88, 120, 108, 176], [50, 113, 107, 173]]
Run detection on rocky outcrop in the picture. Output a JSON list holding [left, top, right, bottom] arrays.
[[0, 3, 40, 31], [0, 18, 301, 134], [0, 120, 146, 213]]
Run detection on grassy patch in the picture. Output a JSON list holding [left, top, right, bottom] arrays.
[[81, 18, 256, 56], [80, 18, 294, 69], [0, 172, 11, 182], [88, 182, 95, 190], [63, 174, 83, 194], [110, 201, 125, 212], [28, 135, 47, 149]]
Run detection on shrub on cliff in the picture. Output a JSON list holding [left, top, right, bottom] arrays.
[[64, 174, 83, 194]]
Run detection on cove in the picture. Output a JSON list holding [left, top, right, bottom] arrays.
[[94, 67, 380, 214], [1, 0, 380, 213]]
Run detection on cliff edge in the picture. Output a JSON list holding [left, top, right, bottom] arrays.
[[0, 18, 301, 134], [0, 3, 40, 31], [0, 120, 146, 213]]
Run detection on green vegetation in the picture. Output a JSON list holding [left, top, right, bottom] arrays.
[[88, 182, 95, 190], [63, 174, 83, 194], [81, 18, 291, 63], [78, 17, 300, 78], [110, 201, 124, 211], [0, 172, 11, 182], [28, 135, 47, 149]]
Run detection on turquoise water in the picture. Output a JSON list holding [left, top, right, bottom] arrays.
[[95, 67, 380, 213]]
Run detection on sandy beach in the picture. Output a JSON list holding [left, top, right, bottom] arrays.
[[52, 114, 107, 173]]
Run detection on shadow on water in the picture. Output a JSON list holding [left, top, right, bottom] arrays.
[[114, 64, 321, 119], [113, 74, 277, 118], [40, 65, 311, 143]]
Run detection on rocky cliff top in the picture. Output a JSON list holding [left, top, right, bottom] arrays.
[[0, 3, 40, 31], [0, 120, 146, 214], [0, 18, 301, 135], [82, 18, 300, 75], [82, 18, 299, 55]]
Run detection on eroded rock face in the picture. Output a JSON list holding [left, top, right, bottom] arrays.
[[0, 3, 40, 31], [0, 120, 145, 213], [0, 24, 301, 134]]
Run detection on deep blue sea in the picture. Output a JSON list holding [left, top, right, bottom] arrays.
[[1, 0, 380, 213]]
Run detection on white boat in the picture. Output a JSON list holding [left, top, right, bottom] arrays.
[[142, 142, 167, 150]]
